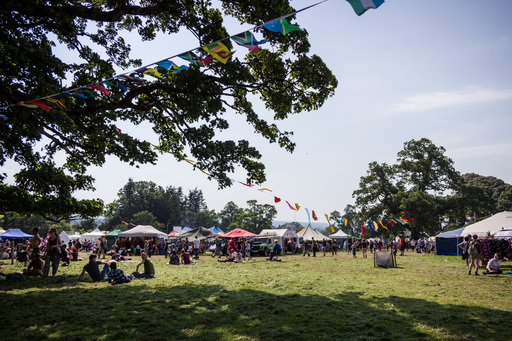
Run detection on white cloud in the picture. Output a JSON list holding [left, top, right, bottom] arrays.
[[389, 88, 512, 113], [447, 143, 512, 159]]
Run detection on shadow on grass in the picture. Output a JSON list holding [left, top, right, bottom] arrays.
[[1, 280, 511, 341]]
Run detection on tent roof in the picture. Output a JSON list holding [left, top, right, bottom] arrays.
[[297, 226, 327, 241], [259, 229, 297, 239], [1, 228, 33, 239], [436, 226, 465, 238], [222, 228, 257, 238], [460, 211, 512, 237], [118, 225, 167, 238], [209, 226, 225, 234], [329, 230, 351, 239], [106, 229, 123, 238], [175, 227, 217, 240], [168, 230, 179, 237], [81, 228, 105, 238]]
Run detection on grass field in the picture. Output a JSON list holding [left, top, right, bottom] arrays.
[[1, 250, 511, 341]]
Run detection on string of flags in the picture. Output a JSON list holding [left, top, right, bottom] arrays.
[[0, 0, 386, 117]]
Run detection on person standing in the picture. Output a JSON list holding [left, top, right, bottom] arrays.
[[361, 239, 368, 258], [193, 236, 200, 260], [468, 235, 482, 275], [352, 238, 358, 258], [312, 238, 317, 257], [303, 239, 310, 257], [321, 239, 327, 256], [213, 237, 222, 258], [399, 236, 405, 256], [331, 239, 337, 256], [458, 235, 471, 268], [30, 228, 42, 256], [43, 228, 62, 277]]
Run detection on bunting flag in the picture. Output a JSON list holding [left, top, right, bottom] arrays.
[[404, 216, 416, 221], [274, 196, 281, 203], [361, 221, 366, 235], [45, 97, 66, 108], [368, 221, 377, 233], [386, 220, 395, 227], [295, 203, 301, 211], [286, 201, 296, 211], [120, 75, 145, 84], [263, 18, 301, 35], [379, 221, 388, 230], [258, 188, 272, 192], [28, 100, 52, 112], [346, 0, 385, 16], [312, 210, 318, 221], [80, 89, 96, 98], [325, 214, 335, 232], [178, 52, 212, 67], [305, 208, 312, 227], [156, 60, 190, 72], [85, 84, 110, 95], [0, 114, 7, 120], [391, 219, 398, 224], [231, 31, 267, 53], [344, 218, 348, 226], [61, 92, 88, 99], [335, 217, 341, 223], [372, 221, 379, 231], [399, 217, 409, 223], [19, 102, 38, 109], [203, 42, 235, 64], [397, 217, 408, 225], [239, 182, 254, 187], [142, 68, 164, 79]]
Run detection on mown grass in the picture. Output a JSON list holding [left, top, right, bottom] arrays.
[[1, 250, 511, 340]]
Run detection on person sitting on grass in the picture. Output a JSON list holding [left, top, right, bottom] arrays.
[[483, 253, 502, 275], [133, 252, 155, 278], [77, 254, 110, 282], [268, 239, 282, 261], [217, 252, 236, 263], [180, 249, 192, 265], [107, 261, 134, 284], [23, 253, 44, 276], [169, 250, 180, 265], [234, 250, 243, 263]]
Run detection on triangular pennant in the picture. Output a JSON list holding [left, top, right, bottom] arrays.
[[28, 100, 53, 112], [286, 201, 296, 211], [156, 60, 190, 72], [231, 31, 267, 53], [346, 0, 385, 16], [85, 84, 110, 95], [274, 196, 281, 203], [312, 210, 318, 221], [45, 97, 66, 108], [203, 41, 235, 64], [263, 18, 301, 35], [178, 52, 212, 67]]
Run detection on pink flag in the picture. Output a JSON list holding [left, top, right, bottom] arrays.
[[286, 201, 296, 211]]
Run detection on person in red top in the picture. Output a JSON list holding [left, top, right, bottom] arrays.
[[399, 236, 405, 256], [228, 239, 237, 254], [180, 250, 192, 265]]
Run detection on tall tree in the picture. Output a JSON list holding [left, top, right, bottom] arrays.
[[0, 0, 337, 220], [461, 173, 512, 214], [218, 201, 242, 229]]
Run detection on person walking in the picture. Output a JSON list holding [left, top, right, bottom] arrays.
[[303, 239, 310, 257], [43, 228, 62, 277], [468, 235, 482, 275]]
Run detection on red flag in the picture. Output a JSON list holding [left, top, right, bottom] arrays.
[[29, 100, 52, 112], [312, 211, 318, 221], [274, 196, 281, 203], [361, 221, 366, 235]]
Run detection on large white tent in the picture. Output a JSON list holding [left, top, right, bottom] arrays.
[[297, 226, 327, 241], [118, 225, 167, 239], [259, 228, 301, 248], [329, 230, 351, 239], [80, 228, 105, 240], [457, 211, 512, 237]]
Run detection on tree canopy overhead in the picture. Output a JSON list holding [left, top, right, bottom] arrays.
[[0, 0, 337, 220]]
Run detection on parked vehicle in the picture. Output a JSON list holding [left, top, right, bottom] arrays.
[[251, 237, 274, 256]]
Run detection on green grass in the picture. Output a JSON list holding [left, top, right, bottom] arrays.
[[1, 251, 511, 340]]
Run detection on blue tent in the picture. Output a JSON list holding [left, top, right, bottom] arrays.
[[1, 228, 32, 239], [209, 226, 225, 234], [435, 227, 465, 256]]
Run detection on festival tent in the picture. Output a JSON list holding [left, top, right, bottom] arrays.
[[329, 230, 351, 240], [168, 230, 179, 237], [118, 225, 167, 239], [59, 231, 71, 246], [0, 227, 5, 235], [435, 211, 512, 256], [209, 226, 225, 235], [0, 229, 33, 264], [495, 229, 512, 238], [105, 229, 123, 248], [435, 227, 465, 256], [259, 228, 301, 248], [458, 211, 512, 237], [80, 228, 105, 240], [297, 226, 327, 241], [221, 228, 257, 238], [175, 227, 218, 240]]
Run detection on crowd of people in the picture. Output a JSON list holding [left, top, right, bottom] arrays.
[[458, 234, 512, 275]]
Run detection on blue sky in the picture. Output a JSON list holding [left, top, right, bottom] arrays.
[[34, 0, 512, 223]]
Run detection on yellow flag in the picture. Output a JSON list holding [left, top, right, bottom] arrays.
[[379, 221, 388, 230], [203, 41, 234, 64], [143, 68, 164, 79], [372, 221, 379, 231], [295, 203, 301, 211], [325, 214, 335, 232], [344, 218, 348, 226]]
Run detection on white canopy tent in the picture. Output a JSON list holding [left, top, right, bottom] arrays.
[[259, 228, 301, 248], [297, 226, 327, 241], [118, 225, 167, 239], [80, 228, 105, 240], [329, 230, 351, 239]]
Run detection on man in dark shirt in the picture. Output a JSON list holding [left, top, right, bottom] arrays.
[[77, 254, 109, 282]]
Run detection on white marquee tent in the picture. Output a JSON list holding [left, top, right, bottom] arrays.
[[80, 228, 105, 240], [118, 225, 167, 239], [297, 226, 327, 241], [329, 230, 351, 239], [458, 211, 512, 238]]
